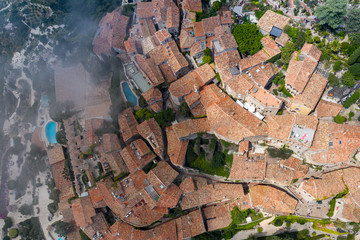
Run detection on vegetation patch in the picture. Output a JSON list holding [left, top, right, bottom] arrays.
[[266, 146, 293, 159]]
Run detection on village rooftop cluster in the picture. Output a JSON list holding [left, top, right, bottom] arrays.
[[33, 0, 360, 239]]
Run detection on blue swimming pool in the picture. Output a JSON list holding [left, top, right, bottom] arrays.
[[45, 122, 57, 144], [122, 82, 138, 106]]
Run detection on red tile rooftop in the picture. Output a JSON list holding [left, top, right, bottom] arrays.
[[257, 10, 290, 33], [315, 100, 342, 118], [47, 145, 65, 165], [141, 87, 163, 113], [249, 185, 297, 215], [155, 29, 172, 43], [137, 118, 164, 157], [118, 108, 139, 143], [166, 126, 189, 166]]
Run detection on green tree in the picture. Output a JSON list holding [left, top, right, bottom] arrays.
[[349, 111, 355, 120], [233, 24, 263, 55], [333, 60, 342, 72], [349, 63, 360, 77], [19, 204, 32, 216], [348, 47, 360, 65], [53, 221, 74, 237], [3, 236, 11, 240], [328, 73, 340, 86], [315, 0, 347, 30], [346, 8, 360, 33], [334, 114, 347, 123], [179, 103, 193, 118], [8, 228, 18, 238], [122, 4, 134, 16], [49, 189, 60, 203], [154, 108, 176, 127], [281, 42, 296, 65], [4, 217, 13, 229], [204, 48, 212, 56], [56, 130, 67, 145], [342, 71, 356, 87], [212, 1, 222, 11], [202, 55, 211, 64], [294, 30, 306, 49], [48, 203, 59, 214]]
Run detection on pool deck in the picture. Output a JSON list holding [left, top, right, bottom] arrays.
[[124, 63, 151, 93], [120, 81, 138, 107]]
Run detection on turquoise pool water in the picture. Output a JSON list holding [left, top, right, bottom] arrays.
[[122, 82, 138, 106], [45, 122, 57, 144]]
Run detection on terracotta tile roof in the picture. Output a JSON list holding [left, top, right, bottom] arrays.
[[250, 185, 297, 215], [266, 114, 318, 146], [150, 40, 189, 75], [194, 22, 205, 37], [199, 84, 228, 109], [238, 49, 269, 72], [249, 63, 279, 88], [315, 100, 342, 118], [120, 139, 156, 173], [276, 32, 290, 46], [257, 10, 290, 33], [156, 183, 182, 209], [190, 40, 206, 57], [137, 119, 164, 157], [184, 0, 202, 12], [179, 177, 196, 194], [184, 91, 201, 107], [169, 63, 215, 99], [166, 126, 189, 166], [206, 96, 268, 143], [93, 8, 129, 55], [301, 170, 345, 200], [142, 88, 163, 113], [180, 28, 196, 50], [308, 121, 360, 164], [137, 2, 154, 19], [249, 85, 282, 107], [301, 43, 322, 62], [100, 133, 122, 153], [341, 195, 360, 223], [139, 18, 157, 38], [109, 220, 133, 239], [229, 152, 266, 180], [72, 196, 96, 229], [101, 151, 128, 175], [219, 34, 238, 51], [89, 188, 107, 208], [172, 118, 210, 140], [290, 73, 328, 110], [341, 167, 360, 204], [266, 161, 294, 186], [219, 10, 234, 25], [166, 6, 180, 30], [159, 63, 177, 84], [141, 36, 159, 55], [134, 55, 165, 87], [261, 35, 281, 58], [175, 209, 206, 239], [182, 19, 195, 29], [202, 15, 221, 35], [285, 52, 318, 93], [155, 29, 172, 44], [150, 161, 179, 187], [47, 145, 65, 165], [85, 118, 104, 146], [180, 178, 247, 210], [214, 25, 231, 36], [215, 50, 241, 83], [189, 101, 207, 118], [239, 141, 250, 154], [51, 160, 73, 201], [281, 157, 308, 179], [118, 108, 139, 143], [203, 204, 233, 231], [226, 74, 254, 95]]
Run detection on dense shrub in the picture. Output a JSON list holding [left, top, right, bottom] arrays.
[[348, 47, 360, 65], [343, 90, 360, 108], [349, 63, 360, 77], [341, 71, 356, 87], [233, 24, 263, 56], [8, 228, 18, 238], [334, 114, 347, 123], [267, 147, 293, 159]]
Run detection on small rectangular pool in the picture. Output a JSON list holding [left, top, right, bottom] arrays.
[[122, 82, 138, 106]]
